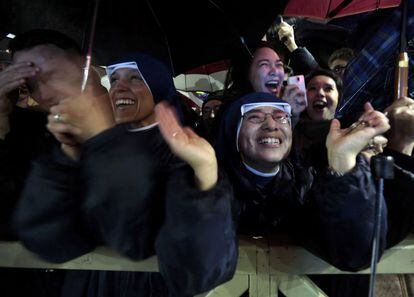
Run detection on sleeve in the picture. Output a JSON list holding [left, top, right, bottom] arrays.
[[376, 149, 414, 247], [302, 157, 387, 271], [155, 168, 238, 297], [13, 148, 96, 263], [0, 139, 17, 238], [288, 47, 320, 75], [80, 126, 159, 260]]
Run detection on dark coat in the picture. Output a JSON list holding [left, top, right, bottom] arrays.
[[15, 124, 237, 297], [294, 117, 414, 248], [0, 106, 66, 297], [0, 107, 55, 239], [215, 92, 387, 271]]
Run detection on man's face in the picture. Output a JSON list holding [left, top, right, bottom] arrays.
[[249, 47, 285, 96], [108, 68, 155, 127], [306, 75, 339, 121], [13, 45, 83, 112], [238, 106, 292, 172], [329, 58, 348, 78], [202, 99, 222, 121]]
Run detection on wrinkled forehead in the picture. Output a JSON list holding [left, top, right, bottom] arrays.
[[13, 44, 75, 67]]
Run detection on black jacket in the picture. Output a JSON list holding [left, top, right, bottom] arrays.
[[0, 107, 55, 239], [215, 92, 387, 271], [15, 123, 237, 297]]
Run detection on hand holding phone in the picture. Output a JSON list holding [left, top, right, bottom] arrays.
[[282, 75, 307, 115]]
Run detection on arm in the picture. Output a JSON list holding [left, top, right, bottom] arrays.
[[278, 21, 319, 75], [307, 157, 387, 271], [0, 62, 39, 139], [155, 167, 237, 296], [13, 148, 96, 263], [302, 103, 390, 270], [155, 102, 237, 295]]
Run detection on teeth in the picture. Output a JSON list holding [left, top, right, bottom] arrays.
[[265, 81, 280, 88], [313, 100, 327, 109], [115, 99, 135, 107], [258, 137, 280, 144]]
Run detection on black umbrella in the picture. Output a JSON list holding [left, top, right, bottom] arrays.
[[0, 0, 289, 75]]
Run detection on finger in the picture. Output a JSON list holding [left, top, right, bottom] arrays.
[[361, 110, 387, 124], [282, 84, 299, 98], [47, 113, 71, 124], [155, 102, 183, 141], [363, 101, 374, 113], [366, 114, 389, 128], [0, 79, 26, 96], [50, 103, 70, 116], [47, 122, 82, 136], [51, 132, 78, 146], [329, 118, 341, 133]]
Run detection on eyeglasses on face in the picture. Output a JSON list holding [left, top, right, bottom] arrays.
[[243, 110, 291, 124], [332, 65, 347, 73]]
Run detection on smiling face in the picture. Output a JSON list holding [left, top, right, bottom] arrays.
[[249, 47, 285, 96], [238, 106, 292, 172], [108, 67, 155, 127], [13, 44, 83, 111], [306, 75, 339, 121]]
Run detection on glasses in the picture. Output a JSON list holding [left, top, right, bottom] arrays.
[[243, 110, 290, 124], [332, 65, 347, 74]]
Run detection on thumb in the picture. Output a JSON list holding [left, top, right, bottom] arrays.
[[364, 101, 374, 112], [329, 119, 341, 133]]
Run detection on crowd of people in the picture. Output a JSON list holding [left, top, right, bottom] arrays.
[[0, 7, 413, 297]]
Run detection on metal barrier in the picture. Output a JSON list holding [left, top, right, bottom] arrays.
[[1, 235, 413, 297]]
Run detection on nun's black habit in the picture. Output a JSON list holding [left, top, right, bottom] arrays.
[[215, 92, 387, 272], [14, 53, 237, 297]]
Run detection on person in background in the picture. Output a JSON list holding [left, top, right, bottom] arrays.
[[328, 47, 355, 78], [196, 90, 224, 144], [226, 42, 307, 117]]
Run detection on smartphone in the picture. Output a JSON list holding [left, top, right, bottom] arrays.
[[287, 75, 307, 107]]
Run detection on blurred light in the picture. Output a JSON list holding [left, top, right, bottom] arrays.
[[6, 33, 15, 39]]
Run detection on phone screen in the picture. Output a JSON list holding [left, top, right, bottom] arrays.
[[287, 75, 307, 108]]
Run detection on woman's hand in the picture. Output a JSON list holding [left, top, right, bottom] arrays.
[[326, 102, 390, 173], [155, 101, 218, 191]]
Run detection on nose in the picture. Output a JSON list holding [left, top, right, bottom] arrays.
[[34, 82, 55, 105], [113, 77, 130, 91], [261, 114, 279, 130], [316, 87, 325, 98]]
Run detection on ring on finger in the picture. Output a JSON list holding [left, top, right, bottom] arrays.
[[53, 113, 63, 123]]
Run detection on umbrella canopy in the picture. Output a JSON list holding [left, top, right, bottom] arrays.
[[173, 60, 229, 92], [0, 0, 289, 74], [284, 0, 401, 19]]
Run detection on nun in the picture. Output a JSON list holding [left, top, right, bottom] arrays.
[[15, 53, 236, 297]]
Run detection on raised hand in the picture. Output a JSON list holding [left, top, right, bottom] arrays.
[[326, 102, 390, 173], [384, 96, 414, 155], [48, 87, 115, 145], [0, 62, 39, 138], [278, 21, 298, 52], [155, 101, 218, 190]]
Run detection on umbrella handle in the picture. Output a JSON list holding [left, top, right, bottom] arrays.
[[394, 52, 409, 101]]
